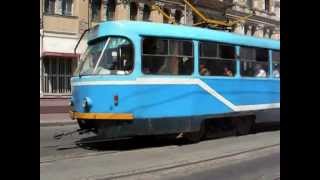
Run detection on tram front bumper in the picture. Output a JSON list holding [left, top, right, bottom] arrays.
[[69, 111, 134, 121]]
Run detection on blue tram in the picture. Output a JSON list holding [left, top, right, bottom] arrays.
[[70, 21, 280, 141]]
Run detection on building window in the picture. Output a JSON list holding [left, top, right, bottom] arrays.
[[263, 28, 268, 38], [62, 0, 73, 16], [106, 0, 116, 21], [269, 29, 274, 38], [240, 47, 269, 77], [41, 56, 76, 95], [91, 0, 101, 22], [193, 12, 201, 24], [199, 42, 236, 77], [272, 50, 280, 78], [44, 0, 56, 15], [44, 0, 73, 16], [244, 24, 249, 35], [142, 37, 194, 75], [163, 8, 170, 23], [143, 5, 151, 21], [175, 10, 182, 24], [130, 2, 138, 20], [265, 0, 270, 12], [246, 0, 253, 8], [251, 25, 256, 36]]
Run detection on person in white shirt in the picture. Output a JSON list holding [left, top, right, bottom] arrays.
[[255, 64, 266, 77], [272, 65, 280, 78]]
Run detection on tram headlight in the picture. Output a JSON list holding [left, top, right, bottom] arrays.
[[82, 97, 92, 111]]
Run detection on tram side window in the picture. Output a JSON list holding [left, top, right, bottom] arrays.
[[240, 47, 269, 78], [142, 37, 194, 75], [272, 50, 280, 78], [199, 42, 236, 76]]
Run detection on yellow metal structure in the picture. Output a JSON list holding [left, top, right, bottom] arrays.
[[152, 5, 176, 24], [229, 14, 254, 26], [69, 111, 134, 120], [182, 0, 253, 28]]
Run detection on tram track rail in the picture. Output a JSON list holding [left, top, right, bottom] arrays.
[[40, 137, 130, 164], [41, 125, 280, 166], [84, 143, 280, 180], [40, 150, 120, 165], [41, 129, 279, 180]]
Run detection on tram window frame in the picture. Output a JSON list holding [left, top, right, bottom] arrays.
[[141, 37, 194, 76], [76, 35, 135, 76], [199, 41, 236, 77], [272, 50, 280, 78], [239, 46, 269, 78]]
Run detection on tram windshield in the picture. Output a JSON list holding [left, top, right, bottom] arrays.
[[75, 36, 133, 76]]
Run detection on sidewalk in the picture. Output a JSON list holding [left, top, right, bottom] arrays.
[[40, 98, 76, 127], [40, 98, 69, 114], [40, 113, 76, 127]]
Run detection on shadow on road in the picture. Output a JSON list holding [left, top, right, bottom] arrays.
[[75, 135, 189, 151], [254, 122, 280, 133], [73, 122, 280, 152]]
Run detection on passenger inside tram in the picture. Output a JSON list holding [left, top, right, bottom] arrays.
[[200, 64, 210, 76], [272, 64, 280, 78], [254, 64, 267, 77], [142, 38, 194, 75], [223, 67, 233, 76], [158, 41, 180, 75], [180, 57, 193, 75]]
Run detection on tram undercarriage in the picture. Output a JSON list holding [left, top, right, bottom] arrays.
[[75, 110, 279, 142]]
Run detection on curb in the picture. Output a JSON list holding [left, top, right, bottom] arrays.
[[40, 106, 69, 114], [40, 120, 77, 127]]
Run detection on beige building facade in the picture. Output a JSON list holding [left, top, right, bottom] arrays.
[[40, 0, 280, 97]]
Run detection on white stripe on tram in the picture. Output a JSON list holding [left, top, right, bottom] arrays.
[[71, 78, 280, 112]]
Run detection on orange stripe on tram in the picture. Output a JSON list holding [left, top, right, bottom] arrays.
[[69, 111, 134, 120]]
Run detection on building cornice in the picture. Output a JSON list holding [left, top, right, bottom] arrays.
[[43, 14, 79, 19], [226, 10, 280, 27], [43, 31, 79, 39]]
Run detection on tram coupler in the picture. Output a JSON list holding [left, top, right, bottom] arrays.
[[54, 129, 92, 140]]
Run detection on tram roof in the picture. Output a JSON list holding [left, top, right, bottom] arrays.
[[89, 21, 280, 50]]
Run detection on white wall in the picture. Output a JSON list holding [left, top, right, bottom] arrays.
[[43, 34, 79, 54]]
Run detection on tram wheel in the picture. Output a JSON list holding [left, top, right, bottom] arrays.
[[235, 117, 254, 136], [184, 121, 206, 143]]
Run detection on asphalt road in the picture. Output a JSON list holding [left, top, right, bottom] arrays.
[[40, 124, 97, 161], [41, 124, 280, 180], [162, 150, 279, 180], [41, 124, 188, 162], [114, 147, 280, 180]]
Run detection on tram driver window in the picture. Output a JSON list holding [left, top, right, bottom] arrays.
[[199, 42, 236, 77], [272, 50, 280, 78], [142, 37, 194, 75], [240, 47, 269, 78], [78, 37, 134, 75]]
